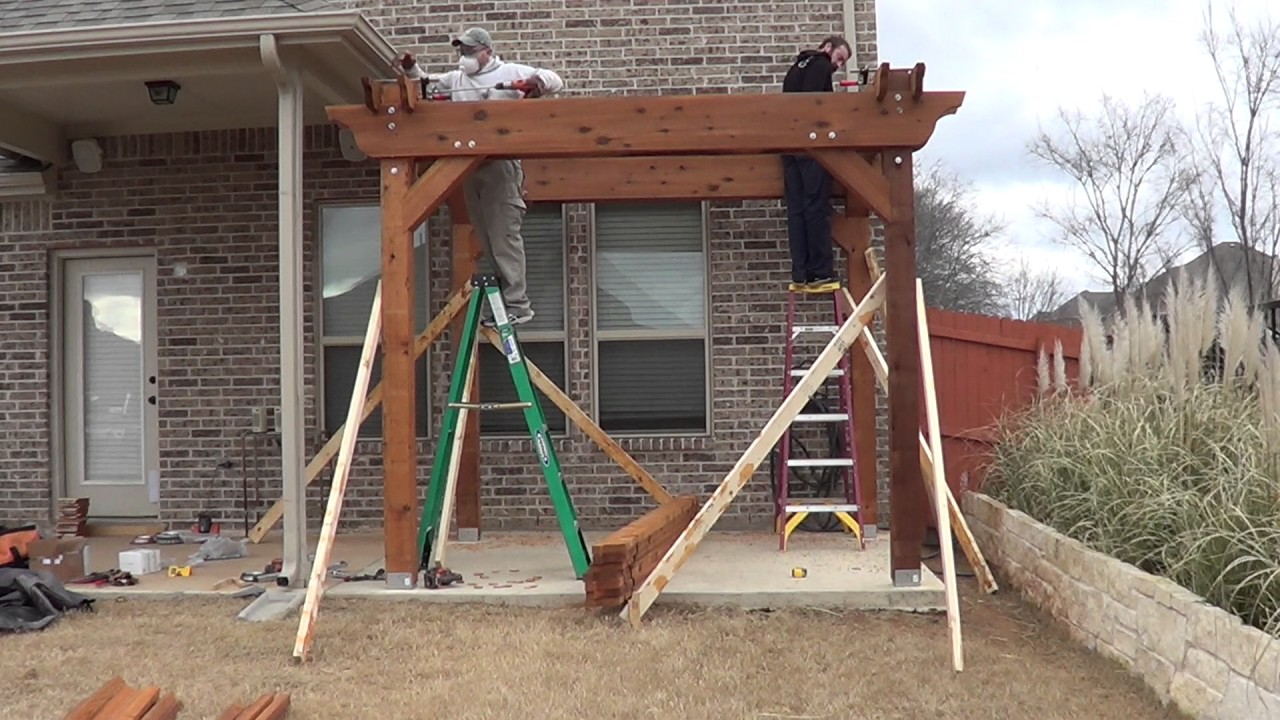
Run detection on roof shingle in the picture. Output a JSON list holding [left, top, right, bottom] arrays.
[[0, 0, 339, 35]]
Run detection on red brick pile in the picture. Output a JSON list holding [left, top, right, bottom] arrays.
[[583, 495, 700, 609]]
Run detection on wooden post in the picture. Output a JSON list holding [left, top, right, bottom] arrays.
[[448, 193, 483, 540], [833, 211, 880, 528], [246, 287, 471, 544], [294, 282, 381, 662], [881, 150, 928, 586], [916, 278, 963, 672], [381, 158, 419, 588]]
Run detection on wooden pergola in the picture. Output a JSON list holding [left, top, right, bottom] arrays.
[[324, 63, 965, 591]]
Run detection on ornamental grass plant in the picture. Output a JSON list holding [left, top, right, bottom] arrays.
[[988, 270, 1280, 635]]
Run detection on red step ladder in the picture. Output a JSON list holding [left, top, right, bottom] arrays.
[[774, 284, 866, 551]]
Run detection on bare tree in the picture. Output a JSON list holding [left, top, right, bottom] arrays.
[[912, 161, 1007, 315], [1194, 2, 1280, 304], [1002, 259, 1069, 321], [1028, 92, 1198, 311]]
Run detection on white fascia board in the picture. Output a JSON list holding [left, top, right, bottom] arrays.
[[0, 167, 57, 199], [0, 12, 397, 74]]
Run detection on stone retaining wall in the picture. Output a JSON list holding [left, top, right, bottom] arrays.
[[962, 491, 1280, 720]]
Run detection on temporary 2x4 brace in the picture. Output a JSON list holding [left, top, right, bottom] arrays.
[[415, 274, 592, 579]]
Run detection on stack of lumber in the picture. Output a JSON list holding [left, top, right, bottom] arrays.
[[217, 692, 292, 719], [583, 495, 699, 608], [57, 497, 89, 537], [61, 677, 181, 719], [61, 677, 291, 719]]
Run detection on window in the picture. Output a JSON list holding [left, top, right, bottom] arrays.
[[591, 202, 709, 434], [475, 203, 568, 435], [319, 204, 430, 439]]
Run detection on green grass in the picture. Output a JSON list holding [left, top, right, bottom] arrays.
[[987, 270, 1280, 636]]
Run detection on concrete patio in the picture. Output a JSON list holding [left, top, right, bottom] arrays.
[[63, 529, 946, 613]]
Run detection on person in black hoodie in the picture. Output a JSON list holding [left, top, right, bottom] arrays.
[[782, 36, 852, 293]]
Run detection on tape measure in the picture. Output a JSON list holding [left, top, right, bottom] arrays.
[[167, 565, 192, 577], [791, 567, 807, 578]]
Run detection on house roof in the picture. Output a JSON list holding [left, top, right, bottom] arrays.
[[0, 5, 396, 171], [1038, 242, 1280, 324], [0, 0, 339, 35]]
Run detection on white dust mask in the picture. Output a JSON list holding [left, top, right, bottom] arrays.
[[458, 55, 482, 75]]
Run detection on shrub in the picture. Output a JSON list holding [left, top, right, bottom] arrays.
[[987, 270, 1280, 636]]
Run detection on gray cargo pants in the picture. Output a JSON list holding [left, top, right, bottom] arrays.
[[464, 158, 532, 317]]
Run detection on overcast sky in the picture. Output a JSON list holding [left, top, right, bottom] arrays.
[[877, 0, 1275, 299]]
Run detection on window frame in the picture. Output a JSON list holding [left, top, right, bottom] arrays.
[[314, 200, 432, 441], [477, 202, 572, 440], [587, 200, 714, 438]]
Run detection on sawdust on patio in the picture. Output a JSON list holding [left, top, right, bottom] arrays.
[[3, 577, 1189, 719]]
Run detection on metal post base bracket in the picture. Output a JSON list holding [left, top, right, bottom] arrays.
[[384, 572, 416, 590], [893, 568, 922, 587]]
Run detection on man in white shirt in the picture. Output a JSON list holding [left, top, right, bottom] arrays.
[[397, 28, 564, 325]]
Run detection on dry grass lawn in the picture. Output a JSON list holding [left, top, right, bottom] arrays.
[[3, 577, 1189, 720]]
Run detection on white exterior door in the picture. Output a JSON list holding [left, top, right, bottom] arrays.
[[61, 256, 160, 518]]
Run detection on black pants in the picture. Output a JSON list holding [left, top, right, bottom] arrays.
[[782, 154, 835, 284]]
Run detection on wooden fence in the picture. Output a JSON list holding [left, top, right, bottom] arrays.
[[923, 307, 1083, 498]]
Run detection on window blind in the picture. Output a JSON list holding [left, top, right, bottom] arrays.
[[476, 204, 567, 435], [593, 202, 708, 433]]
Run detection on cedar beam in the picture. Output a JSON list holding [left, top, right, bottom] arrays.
[[522, 155, 852, 203], [832, 212, 879, 528], [329, 76, 964, 160], [381, 158, 418, 586], [812, 150, 893, 222], [404, 157, 482, 233], [882, 150, 928, 585], [449, 193, 483, 538]]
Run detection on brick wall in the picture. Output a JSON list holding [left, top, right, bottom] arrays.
[[0, 0, 887, 532]]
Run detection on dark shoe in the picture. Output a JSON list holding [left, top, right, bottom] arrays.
[[805, 277, 841, 293]]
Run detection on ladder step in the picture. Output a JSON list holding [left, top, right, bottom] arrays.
[[791, 325, 839, 336], [786, 458, 855, 467], [794, 413, 849, 423], [786, 503, 859, 513], [789, 368, 845, 378], [448, 401, 532, 411]]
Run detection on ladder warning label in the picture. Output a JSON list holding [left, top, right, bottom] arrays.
[[533, 431, 551, 467], [503, 335, 521, 364]]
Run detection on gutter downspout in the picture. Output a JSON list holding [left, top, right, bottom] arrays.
[[260, 33, 309, 589], [843, 0, 861, 80]]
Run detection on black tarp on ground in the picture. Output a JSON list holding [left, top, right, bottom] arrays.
[[0, 567, 94, 633]]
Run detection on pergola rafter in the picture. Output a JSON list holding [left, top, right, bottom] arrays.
[[324, 62, 964, 591]]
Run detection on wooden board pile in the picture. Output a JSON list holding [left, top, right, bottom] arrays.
[[583, 495, 699, 609], [62, 677, 290, 719], [57, 497, 89, 537]]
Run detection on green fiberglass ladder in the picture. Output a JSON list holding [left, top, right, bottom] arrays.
[[416, 274, 591, 581]]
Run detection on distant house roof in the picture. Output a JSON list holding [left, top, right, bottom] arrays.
[[1037, 242, 1280, 325], [0, 0, 339, 35]]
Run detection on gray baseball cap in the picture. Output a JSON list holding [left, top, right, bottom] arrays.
[[451, 27, 492, 48]]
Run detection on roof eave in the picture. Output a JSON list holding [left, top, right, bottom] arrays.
[[0, 11, 397, 71]]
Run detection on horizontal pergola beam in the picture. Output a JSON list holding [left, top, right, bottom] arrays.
[[520, 155, 857, 203], [328, 85, 964, 160]]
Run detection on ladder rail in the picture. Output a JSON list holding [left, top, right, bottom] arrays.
[[777, 284, 866, 551], [418, 275, 592, 580]]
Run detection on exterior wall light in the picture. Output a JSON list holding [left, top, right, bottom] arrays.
[[145, 80, 181, 105]]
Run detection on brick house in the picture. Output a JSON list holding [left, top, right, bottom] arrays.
[[0, 1, 885, 545]]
